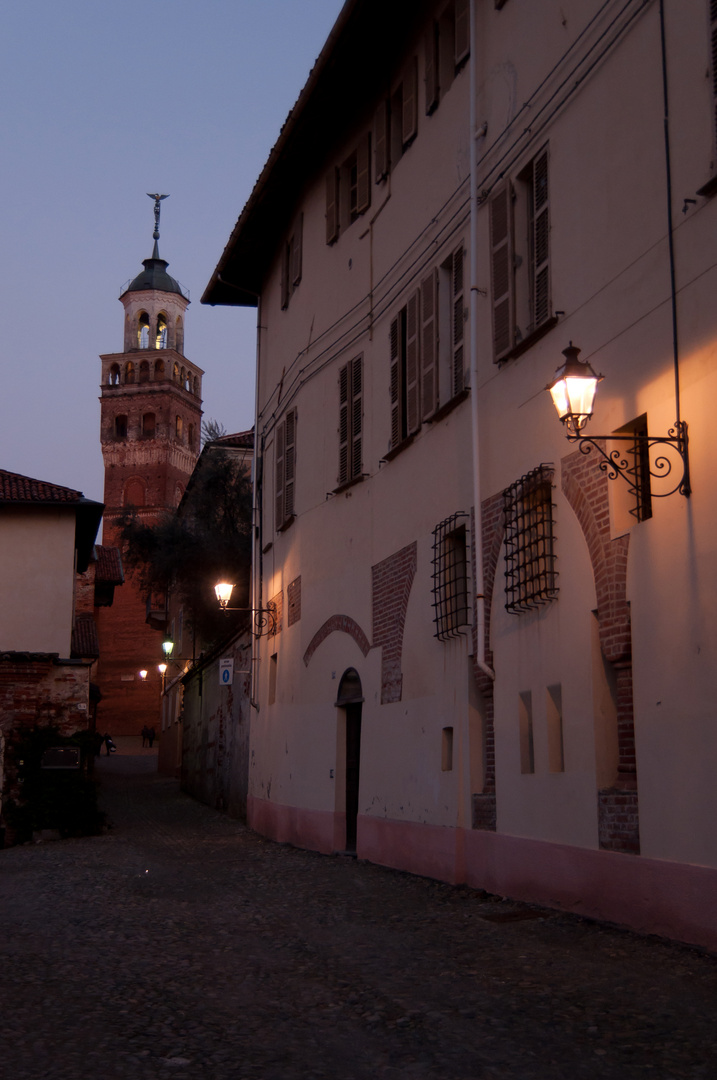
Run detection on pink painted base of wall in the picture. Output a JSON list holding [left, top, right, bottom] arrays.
[[248, 796, 717, 953]]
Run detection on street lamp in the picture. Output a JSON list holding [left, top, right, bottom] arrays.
[[162, 637, 174, 657], [547, 342, 690, 498], [213, 580, 277, 636]]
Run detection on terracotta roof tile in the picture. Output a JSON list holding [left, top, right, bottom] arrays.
[[95, 545, 124, 585], [0, 469, 84, 504], [71, 614, 100, 659]]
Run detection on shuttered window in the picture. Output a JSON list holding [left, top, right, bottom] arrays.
[[425, 23, 439, 114], [490, 185, 514, 361], [374, 99, 390, 181], [326, 168, 339, 244], [281, 214, 303, 310], [421, 270, 438, 420], [710, 2, 717, 155], [490, 145, 551, 362], [338, 356, 363, 486], [530, 149, 550, 330], [402, 57, 418, 146], [451, 244, 465, 396], [275, 409, 297, 531], [454, 0, 470, 66]]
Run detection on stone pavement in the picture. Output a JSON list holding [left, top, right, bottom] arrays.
[[0, 747, 715, 1080]]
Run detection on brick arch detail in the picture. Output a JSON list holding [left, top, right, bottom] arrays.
[[561, 445, 639, 852], [371, 541, 417, 704], [303, 615, 371, 668], [561, 445, 631, 664]]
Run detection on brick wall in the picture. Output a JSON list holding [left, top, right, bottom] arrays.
[[561, 446, 640, 853], [470, 495, 505, 830], [371, 542, 417, 705]]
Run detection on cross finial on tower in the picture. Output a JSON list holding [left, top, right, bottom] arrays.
[[147, 193, 169, 241]]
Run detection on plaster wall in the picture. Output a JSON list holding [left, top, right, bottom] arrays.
[[0, 509, 76, 655]]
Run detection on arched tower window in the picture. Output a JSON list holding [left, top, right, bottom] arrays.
[[156, 314, 167, 350], [109, 364, 120, 385], [138, 313, 150, 349], [124, 478, 146, 507], [139, 360, 150, 383], [180, 367, 187, 390], [175, 415, 184, 440], [142, 412, 156, 438], [188, 423, 195, 449], [193, 376, 199, 396], [125, 362, 135, 384], [115, 414, 128, 439], [176, 316, 184, 354], [154, 358, 165, 379], [173, 362, 180, 383]]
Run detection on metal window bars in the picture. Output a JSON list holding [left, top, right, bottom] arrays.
[[503, 464, 558, 614], [431, 512, 470, 640]]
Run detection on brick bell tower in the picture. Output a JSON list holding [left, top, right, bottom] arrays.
[[95, 195, 203, 737]]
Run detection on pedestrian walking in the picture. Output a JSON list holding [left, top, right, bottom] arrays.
[[104, 733, 117, 756], [148, 726, 155, 748], [141, 725, 150, 747]]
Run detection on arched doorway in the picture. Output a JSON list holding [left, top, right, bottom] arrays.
[[336, 668, 363, 852]]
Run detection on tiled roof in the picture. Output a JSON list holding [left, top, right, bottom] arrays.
[[211, 429, 254, 450], [71, 614, 100, 659], [0, 469, 84, 504], [95, 545, 124, 585]]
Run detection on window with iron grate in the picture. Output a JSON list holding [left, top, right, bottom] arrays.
[[275, 408, 297, 532], [503, 464, 558, 614], [432, 513, 470, 640]]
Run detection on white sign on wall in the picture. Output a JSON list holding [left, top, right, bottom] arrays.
[[219, 658, 234, 687]]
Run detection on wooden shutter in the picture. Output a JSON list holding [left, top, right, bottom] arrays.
[[339, 362, 350, 486], [390, 315, 401, 449], [402, 57, 418, 146], [275, 422, 285, 529], [280, 242, 290, 310], [326, 168, 339, 244], [712, 2, 717, 149], [452, 245, 465, 396], [455, 0, 470, 67], [531, 148, 550, 328], [421, 270, 438, 419], [425, 23, 439, 114], [490, 184, 514, 362], [356, 133, 371, 216], [374, 100, 389, 181], [406, 290, 421, 434], [284, 409, 296, 520], [291, 214, 303, 286], [351, 356, 363, 480]]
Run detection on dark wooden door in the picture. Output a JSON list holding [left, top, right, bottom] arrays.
[[345, 703, 362, 851]]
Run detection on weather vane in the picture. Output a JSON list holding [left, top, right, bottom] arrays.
[[147, 193, 169, 241]]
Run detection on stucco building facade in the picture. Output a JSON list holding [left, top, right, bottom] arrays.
[[204, 0, 717, 950]]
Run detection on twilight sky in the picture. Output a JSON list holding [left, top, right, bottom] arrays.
[[0, 0, 343, 507]]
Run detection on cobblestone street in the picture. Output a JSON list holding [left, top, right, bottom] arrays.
[[0, 743, 715, 1080]]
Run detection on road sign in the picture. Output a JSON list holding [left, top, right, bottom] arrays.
[[219, 658, 234, 687]]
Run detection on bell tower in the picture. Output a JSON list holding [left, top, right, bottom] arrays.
[[96, 196, 203, 736]]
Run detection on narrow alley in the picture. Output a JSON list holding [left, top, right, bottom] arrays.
[[0, 744, 714, 1080]]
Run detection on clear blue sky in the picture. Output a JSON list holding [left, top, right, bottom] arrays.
[[0, 0, 344, 505]]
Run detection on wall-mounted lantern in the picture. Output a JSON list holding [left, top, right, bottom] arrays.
[[214, 581, 276, 636], [547, 343, 690, 498]]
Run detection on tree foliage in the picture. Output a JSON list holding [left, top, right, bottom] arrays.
[[118, 448, 252, 651]]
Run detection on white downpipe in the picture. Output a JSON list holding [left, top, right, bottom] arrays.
[[250, 296, 263, 710], [469, 0, 495, 681]]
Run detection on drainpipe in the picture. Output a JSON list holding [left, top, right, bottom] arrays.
[[469, 0, 495, 681]]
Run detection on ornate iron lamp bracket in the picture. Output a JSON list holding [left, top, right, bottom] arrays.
[[220, 602, 277, 637], [567, 420, 690, 498]]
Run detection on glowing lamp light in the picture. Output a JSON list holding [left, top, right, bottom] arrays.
[[215, 581, 235, 609], [162, 638, 174, 657], [139, 669, 148, 680], [158, 663, 167, 675], [547, 342, 602, 437]]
